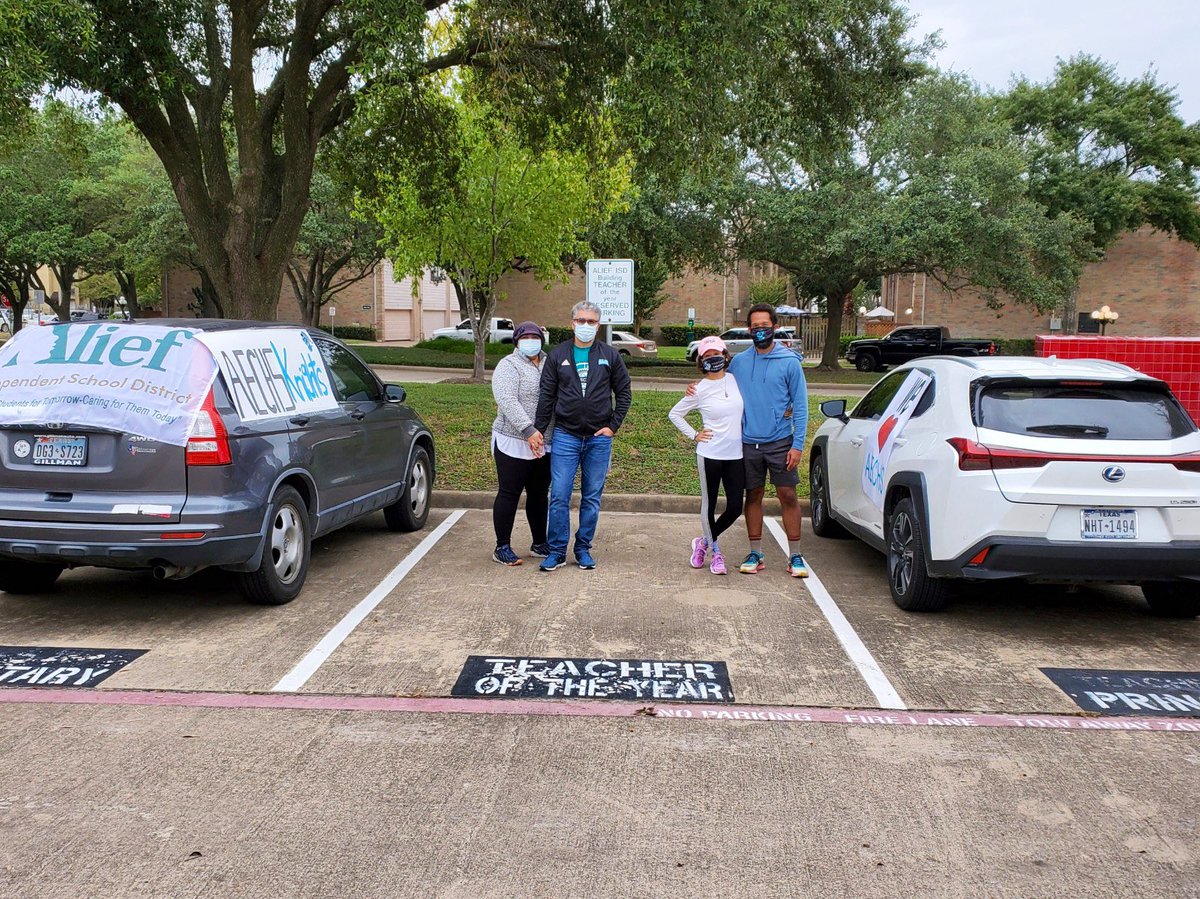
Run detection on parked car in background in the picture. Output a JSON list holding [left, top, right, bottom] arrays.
[[845, 326, 996, 372], [21, 309, 58, 325], [810, 356, 1200, 617], [70, 310, 102, 322], [0, 320, 435, 605], [432, 317, 513, 343], [686, 327, 800, 361], [0, 309, 10, 333], [609, 330, 658, 358]]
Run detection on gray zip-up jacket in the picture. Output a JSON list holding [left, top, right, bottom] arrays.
[[492, 349, 554, 441]]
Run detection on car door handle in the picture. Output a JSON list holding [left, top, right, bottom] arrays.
[[350, 409, 366, 421], [289, 416, 310, 427], [893, 438, 908, 447], [850, 437, 864, 447]]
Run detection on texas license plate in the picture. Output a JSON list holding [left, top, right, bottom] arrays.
[[1081, 508, 1137, 540], [33, 434, 88, 466]]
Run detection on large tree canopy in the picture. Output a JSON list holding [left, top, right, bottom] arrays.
[[998, 55, 1200, 252], [3, 0, 924, 321], [738, 75, 1093, 368], [366, 96, 632, 380]]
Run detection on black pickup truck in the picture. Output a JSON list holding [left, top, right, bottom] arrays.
[[845, 326, 996, 372]]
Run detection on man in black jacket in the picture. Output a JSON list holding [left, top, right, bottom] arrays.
[[532, 300, 632, 571]]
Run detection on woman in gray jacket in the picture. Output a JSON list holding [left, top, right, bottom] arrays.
[[491, 321, 553, 565]]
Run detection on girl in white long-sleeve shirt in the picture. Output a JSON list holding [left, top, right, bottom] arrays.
[[668, 336, 745, 574]]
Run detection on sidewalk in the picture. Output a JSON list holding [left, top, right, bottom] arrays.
[[371, 364, 870, 395]]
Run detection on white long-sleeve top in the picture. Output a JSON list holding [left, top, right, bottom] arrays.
[[668, 374, 744, 460]]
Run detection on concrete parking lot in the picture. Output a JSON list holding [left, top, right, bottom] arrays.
[[1, 507, 1198, 897]]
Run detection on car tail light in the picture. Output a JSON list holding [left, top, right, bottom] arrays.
[[161, 532, 206, 540], [947, 438, 1200, 472], [988, 342, 997, 355], [186, 390, 231, 466]]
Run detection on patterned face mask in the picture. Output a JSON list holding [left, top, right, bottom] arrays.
[[751, 326, 775, 348], [700, 354, 727, 373]]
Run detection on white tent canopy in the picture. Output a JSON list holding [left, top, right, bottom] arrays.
[[774, 304, 805, 316], [864, 306, 896, 319]]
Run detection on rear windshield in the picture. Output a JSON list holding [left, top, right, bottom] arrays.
[[975, 380, 1196, 441]]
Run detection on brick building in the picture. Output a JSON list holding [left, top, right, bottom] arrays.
[[880, 227, 1200, 339], [158, 227, 1198, 341]]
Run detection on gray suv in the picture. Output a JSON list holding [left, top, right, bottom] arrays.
[[0, 320, 435, 604]]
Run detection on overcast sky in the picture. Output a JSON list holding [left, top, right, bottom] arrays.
[[902, 1, 1200, 123]]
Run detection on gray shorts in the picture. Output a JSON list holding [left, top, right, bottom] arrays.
[[743, 437, 800, 491]]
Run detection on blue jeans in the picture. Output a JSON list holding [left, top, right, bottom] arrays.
[[548, 430, 612, 556]]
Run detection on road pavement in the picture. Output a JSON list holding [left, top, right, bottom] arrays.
[[1, 508, 1196, 897]]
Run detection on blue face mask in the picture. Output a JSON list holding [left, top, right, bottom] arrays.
[[574, 323, 598, 344], [517, 338, 542, 358]]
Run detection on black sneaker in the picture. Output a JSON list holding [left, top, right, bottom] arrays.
[[529, 542, 552, 558], [492, 544, 522, 566]]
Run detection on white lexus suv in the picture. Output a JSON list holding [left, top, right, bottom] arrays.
[[810, 356, 1200, 616]]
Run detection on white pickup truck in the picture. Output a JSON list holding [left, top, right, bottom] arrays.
[[431, 317, 516, 343], [430, 317, 549, 344]]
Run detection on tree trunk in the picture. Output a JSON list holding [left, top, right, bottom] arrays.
[[817, 287, 853, 370], [46, 262, 78, 321], [114, 269, 139, 315], [453, 274, 494, 383]]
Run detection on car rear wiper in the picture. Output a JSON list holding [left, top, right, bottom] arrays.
[[1025, 424, 1110, 438]]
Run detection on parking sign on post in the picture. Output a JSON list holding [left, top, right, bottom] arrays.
[[586, 259, 634, 329]]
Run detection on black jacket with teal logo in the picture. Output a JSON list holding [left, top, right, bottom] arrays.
[[534, 339, 632, 438]]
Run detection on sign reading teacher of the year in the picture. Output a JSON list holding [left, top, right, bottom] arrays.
[[585, 259, 634, 325], [452, 655, 734, 703]]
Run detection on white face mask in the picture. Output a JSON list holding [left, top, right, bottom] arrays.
[[574, 323, 598, 344], [517, 338, 542, 358]]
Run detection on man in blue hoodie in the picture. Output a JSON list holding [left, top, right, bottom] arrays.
[[728, 303, 809, 577]]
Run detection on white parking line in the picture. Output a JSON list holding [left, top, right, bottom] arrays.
[[272, 509, 467, 693], [765, 517, 907, 710]]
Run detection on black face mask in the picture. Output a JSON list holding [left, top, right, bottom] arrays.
[[700, 355, 727, 373], [751, 326, 775, 348]]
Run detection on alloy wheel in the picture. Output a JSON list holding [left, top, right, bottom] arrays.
[[271, 504, 303, 585], [889, 510, 915, 597]]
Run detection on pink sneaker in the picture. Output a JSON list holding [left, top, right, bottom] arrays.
[[710, 550, 727, 575], [689, 536, 708, 569]]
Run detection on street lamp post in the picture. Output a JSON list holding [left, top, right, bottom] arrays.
[[116, 295, 128, 321], [1090, 304, 1119, 336]]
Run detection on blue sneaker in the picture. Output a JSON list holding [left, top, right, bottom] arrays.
[[575, 549, 596, 570], [529, 542, 552, 558], [539, 553, 567, 572], [492, 544, 522, 566], [788, 553, 809, 578]]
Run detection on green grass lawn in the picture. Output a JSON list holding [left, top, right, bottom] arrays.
[[404, 382, 855, 496]]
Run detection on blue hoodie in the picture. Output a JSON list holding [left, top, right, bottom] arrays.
[[728, 342, 809, 451]]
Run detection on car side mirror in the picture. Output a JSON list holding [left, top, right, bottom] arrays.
[[820, 399, 849, 423], [385, 384, 406, 404]]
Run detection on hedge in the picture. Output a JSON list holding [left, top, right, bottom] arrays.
[[638, 325, 655, 339], [988, 338, 1036, 356], [657, 323, 721, 346], [415, 337, 510, 355], [547, 326, 574, 345], [318, 324, 376, 341]]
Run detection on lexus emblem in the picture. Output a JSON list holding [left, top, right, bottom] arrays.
[[1102, 466, 1126, 483]]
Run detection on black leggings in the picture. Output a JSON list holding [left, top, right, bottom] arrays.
[[698, 456, 746, 546], [493, 442, 551, 547]]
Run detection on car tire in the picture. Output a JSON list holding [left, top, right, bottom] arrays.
[[0, 561, 66, 594], [855, 353, 878, 373], [237, 486, 310, 605], [384, 446, 431, 532], [619, 349, 630, 356], [809, 454, 848, 539], [887, 497, 950, 612], [1142, 582, 1200, 618]]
